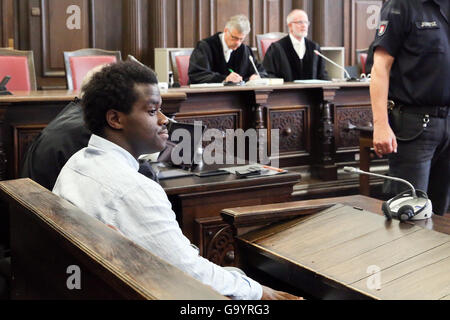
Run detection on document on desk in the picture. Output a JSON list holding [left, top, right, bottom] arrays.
[[294, 79, 331, 84], [219, 164, 287, 177], [158, 169, 194, 180], [189, 83, 224, 88]]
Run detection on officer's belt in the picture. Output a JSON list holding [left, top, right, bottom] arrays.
[[398, 105, 449, 118]]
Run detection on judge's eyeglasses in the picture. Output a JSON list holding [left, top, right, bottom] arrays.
[[291, 20, 310, 26]]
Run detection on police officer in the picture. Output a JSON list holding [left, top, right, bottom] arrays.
[[370, 0, 449, 216]]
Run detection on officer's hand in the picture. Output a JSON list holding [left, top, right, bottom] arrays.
[[225, 72, 243, 83], [373, 124, 398, 158], [261, 285, 303, 300]]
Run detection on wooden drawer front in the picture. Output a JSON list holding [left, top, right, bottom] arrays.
[[269, 106, 309, 154], [175, 112, 241, 149], [335, 106, 372, 150], [175, 112, 240, 132]]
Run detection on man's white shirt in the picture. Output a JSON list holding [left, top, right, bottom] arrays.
[[289, 33, 306, 60], [53, 134, 263, 300], [220, 32, 233, 63]]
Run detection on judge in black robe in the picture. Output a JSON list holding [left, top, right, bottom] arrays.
[[188, 32, 268, 84], [263, 9, 328, 81], [263, 36, 329, 81]]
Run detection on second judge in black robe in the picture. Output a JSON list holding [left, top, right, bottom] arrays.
[[263, 36, 329, 81], [263, 9, 328, 81]]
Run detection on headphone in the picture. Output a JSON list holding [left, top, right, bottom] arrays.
[[382, 189, 429, 222]]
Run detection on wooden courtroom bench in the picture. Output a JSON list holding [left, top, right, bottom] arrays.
[[0, 178, 226, 300]]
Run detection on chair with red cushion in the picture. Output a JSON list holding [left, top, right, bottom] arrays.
[[356, 48, 369, 75], [170, 49, 193, 86], [63, 48, 122, 90], [0, 48, 37, 91], [256, 32, 287, 61]]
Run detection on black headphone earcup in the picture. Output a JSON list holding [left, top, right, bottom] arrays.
[[382, 202, 392, 220], [397, 205, 415, 222]]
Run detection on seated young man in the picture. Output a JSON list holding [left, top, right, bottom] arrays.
[[53, 61, 300, 300]]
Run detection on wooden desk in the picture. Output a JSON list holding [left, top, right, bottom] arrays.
[[0, 83, 371, 189], [160, 165, 301, 266], [222, 195, 450, 300]]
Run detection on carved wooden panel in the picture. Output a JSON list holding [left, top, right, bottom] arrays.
[[195, 217, 236, 267], [268, 106, 309, 155], [176, 112, 240, 149], [335, 105, 372, 150], [176, 111, 240, 132], [13, 124, 46, 177]]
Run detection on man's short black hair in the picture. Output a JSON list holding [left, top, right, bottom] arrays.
[[82, 61, 159, 136]]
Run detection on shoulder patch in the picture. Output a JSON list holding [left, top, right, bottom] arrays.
[[378, 21, 389, 36]]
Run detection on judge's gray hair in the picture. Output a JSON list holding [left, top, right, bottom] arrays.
[[286, 9, 308, 25], [225, 15, 251, 35]]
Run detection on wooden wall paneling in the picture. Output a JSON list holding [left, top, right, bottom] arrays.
[[41, 0, 90, 78], [122, 0, 143, 61], [350, 0, 382, 65], [0, 0, 3, 46], [92, 0, 123, 52], [265, 0, 281, 34], [314, 0, 344, 47], [1, 0, 15, 48]]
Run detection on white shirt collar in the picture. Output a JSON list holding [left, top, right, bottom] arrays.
[[289, 33, 306, 59], [220, 32, 233, 63], [88, 134, 140, 171]]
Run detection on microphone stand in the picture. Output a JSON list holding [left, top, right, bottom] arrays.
[[313, 50, 360, 82], [343, 167, 417, 197]]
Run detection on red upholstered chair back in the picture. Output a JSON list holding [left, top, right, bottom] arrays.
[[69, 56, 117, 90], [175, 55, 191, 86], [0, 48, 37, 91], [63, 48, 122, 90], [356, 48, 369, 75], [170, 49, 193, 86], [256, 32, 287, 60], [359, 53, 368, 74]]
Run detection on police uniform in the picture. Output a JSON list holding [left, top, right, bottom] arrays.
[[371, 0, 449, 215]]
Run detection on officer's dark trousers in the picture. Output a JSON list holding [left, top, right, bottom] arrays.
[[387, 111, 450, 216]]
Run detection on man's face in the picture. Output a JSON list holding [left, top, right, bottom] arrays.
[[288, 11, 310, 39], [224, 27, 247, 50], [121, 84, 169, 158]]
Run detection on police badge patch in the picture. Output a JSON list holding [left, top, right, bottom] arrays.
[[378, 21, 389, 36]]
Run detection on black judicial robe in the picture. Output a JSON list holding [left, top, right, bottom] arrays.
[[20, 100, 91, 190], [263, 36, 329, 81], [21, 100, 158, 190], [188, 32, 268, 84]]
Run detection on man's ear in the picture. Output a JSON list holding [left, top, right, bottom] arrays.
[[105, 109, 124, 130]]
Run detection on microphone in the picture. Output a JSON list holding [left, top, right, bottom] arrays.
[[343, 167, 433, 221], [313, 50, 355, 81], [248, 56, 261, 78], [343, 167, 416, 197]]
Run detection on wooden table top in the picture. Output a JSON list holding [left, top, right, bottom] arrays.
[[0, 81, 369, 103], [223, 195, 450, 300]]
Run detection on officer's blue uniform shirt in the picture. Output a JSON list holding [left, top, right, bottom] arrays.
[[372, 0, 449, 107]]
